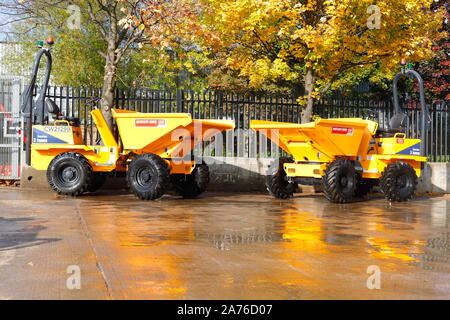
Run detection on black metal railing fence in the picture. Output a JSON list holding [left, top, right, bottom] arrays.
[[41, 86, 449, 162], [314, 98, 450, 162]]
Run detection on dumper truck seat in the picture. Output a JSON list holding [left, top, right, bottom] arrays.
[[46, 98, 80, 127], [375, 113, 407, 137]]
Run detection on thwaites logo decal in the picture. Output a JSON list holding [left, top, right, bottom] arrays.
[[397, 142, 421, 156], [332, 127, 354, 135], [32, 128, 68, 144], [135, 119, 166, 128]]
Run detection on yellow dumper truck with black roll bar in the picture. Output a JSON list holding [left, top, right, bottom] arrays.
[[251, 60, 429, 203], [21, 37, 235, 200]]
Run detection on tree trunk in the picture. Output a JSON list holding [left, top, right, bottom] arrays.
[[101, 68, 116, 130], [302, 67, 316, 124], [101, 38, 117, 130]]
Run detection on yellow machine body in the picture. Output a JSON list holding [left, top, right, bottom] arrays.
[[31, 108, 235, 174], [112, 109, 234, 159], [250, 118, 426, 180]]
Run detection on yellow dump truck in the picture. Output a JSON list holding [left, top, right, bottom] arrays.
[[31, 109, 234, 200], [251, 116, 426, 203], [251, 62, 429, 204], [21, 38, 235, 200]]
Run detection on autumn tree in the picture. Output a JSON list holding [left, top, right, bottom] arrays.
[[0, 0, 193, 128], [123, 0, 206, 83], [2, 19, 207, 90], [329, 0, 449, 101], [415, 0, 449, 101], [195, 0, 445, 122], [1, 5, 107, 87]]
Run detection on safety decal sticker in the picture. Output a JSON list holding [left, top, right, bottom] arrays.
[[135, 119, 166, 128], [32, 128, 68, 144], [332, 127, 354, 135]]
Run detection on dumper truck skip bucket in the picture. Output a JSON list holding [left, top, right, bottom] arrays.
[[32, 108, 234, 200], [112, 109, 234, 159], [251, 118, 378, 162], [251, 117, 426, 203]]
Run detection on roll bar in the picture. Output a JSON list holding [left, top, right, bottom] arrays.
[[22, 44, 53, 165], [392, 67, 428, 157]]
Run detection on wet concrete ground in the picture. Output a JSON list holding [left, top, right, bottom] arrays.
[[0, 187, 449, 299]]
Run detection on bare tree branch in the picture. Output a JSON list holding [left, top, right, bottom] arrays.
[[85, 0, 107, 39]]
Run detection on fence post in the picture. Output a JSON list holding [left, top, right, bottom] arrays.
[[216, 91, 224, 119], [176, 89, 184, 113], [65, 85, 69, 116]]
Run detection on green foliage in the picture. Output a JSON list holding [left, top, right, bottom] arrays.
[[3, 0, 208, 90], [120, 46, 209, 90], [3, 2, 106, 85]]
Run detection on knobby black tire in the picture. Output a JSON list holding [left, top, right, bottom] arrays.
[[322, 159, 357, 203], [47, 152, 92, 196], [380, 162, 417, 202], [171, 163, 210, 198], [88, 173, 107, 192], [127, 154, 170, 200], [266, 157, 297, 199]]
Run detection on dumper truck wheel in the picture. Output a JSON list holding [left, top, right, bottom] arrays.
[[127, 154, 170, 200], [47, 152, 92, 196], [322, 159, 357, 203], [88, 173, 107, 192], [266, 157, 297, 199], [380, 162, 417, 202], [171, 163, 210, 198]]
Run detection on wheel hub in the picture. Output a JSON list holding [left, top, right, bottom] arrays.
[[137, 167, 153, 185], [141, 170, 151, 182], [62, 167, 77, 181]]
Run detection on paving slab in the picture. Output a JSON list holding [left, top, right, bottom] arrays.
[[0, 188, 449, 299]]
